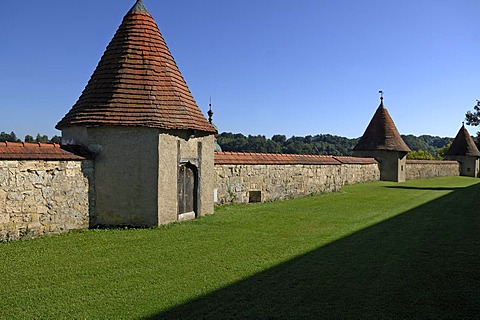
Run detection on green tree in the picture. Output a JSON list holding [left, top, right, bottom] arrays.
[[0, 131, 20, 142], [50, 136, 62, 144], [435, 142, 452, 160], [35, 134, 49, 143], [407, 149, 435, 160], [25, 135, 34, 143], [465, 100, 480, 148], [271, 134, 286, 144]]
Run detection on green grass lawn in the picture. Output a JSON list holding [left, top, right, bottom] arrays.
[[1, 177, 479, 319]]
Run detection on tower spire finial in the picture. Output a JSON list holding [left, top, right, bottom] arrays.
[[208, 97, 214, 124], [379, 90, 384, 107]]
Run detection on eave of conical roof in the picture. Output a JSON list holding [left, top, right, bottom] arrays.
[[445, 124, 480, 157], [56, 0, 216, 134], [353, 98, 411, 152]]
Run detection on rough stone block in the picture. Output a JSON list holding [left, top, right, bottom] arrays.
[[0, 213, 10, 224], [7, 192, 24, 201], [0, 161, 19, 169]]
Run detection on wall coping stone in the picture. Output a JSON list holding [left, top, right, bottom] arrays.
[[406, 160, 459, 165], [214, 151, 377, 166]]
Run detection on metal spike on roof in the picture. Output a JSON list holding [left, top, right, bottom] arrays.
[[129, 0, 149, 14]]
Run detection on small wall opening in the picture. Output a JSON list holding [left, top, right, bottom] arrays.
[[249, 191, 262, 203]]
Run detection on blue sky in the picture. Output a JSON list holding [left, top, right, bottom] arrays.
[[1, 0, 479, 140]]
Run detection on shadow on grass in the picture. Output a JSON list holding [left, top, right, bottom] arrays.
[[386, 186, 465, 191], [147, 182, 480, 319]]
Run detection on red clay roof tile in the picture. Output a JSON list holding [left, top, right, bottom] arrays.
[[214, 152, 376, 165], [333, 156, 378, 164], [0, 142, 85, 160], [406, 160, 458, 165], [56, 3, 216, 134]]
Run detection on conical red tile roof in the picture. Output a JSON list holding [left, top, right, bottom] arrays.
[[445, 124, 480, 157], [354, 98, 411, 152], [56, 1, 216, 134]]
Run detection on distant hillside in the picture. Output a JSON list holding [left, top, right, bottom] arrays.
[[217, 132, 453, 157], [1, 130, 456, 158], [401, 135, 453, 157]]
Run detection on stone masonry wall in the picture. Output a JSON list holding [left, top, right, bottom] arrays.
[[214, 163, 380, 204], [406, 160, 460, 180], [0, 160, 93, 241], [0, 156, 463, 240]]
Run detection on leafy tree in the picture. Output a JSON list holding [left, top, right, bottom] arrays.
[[50, 136, 62, 144], [25, 135, 34, 143], [407, 149, 435, 160], [435, 142, 451, 159], [216, 133, 248, 152], [271, 134, 286, 144], [35, 134, 49, 143], [465, 100, 480, 148], [0, 131, 20, 142], [465, 100, 480, 126]]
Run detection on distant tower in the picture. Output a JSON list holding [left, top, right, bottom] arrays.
[[56, 0, 217, 227], [353, 93, 411, 182], [444, 124, 480, 177]]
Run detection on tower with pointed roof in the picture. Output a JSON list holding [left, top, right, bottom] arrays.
[[353, 95, 411, 182], [444, 124, 480, 177], [57, 0, 217, 227]]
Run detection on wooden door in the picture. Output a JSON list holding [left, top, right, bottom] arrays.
[[178, 163, 198, 215]]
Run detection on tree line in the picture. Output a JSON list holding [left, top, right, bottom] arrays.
[[466, 100, 480, 147], [0, 130, 470, 160], [217, 132, 453, 159], [0, 132, 61, 144]]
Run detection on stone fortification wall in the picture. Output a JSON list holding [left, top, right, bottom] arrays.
[[0, 160, 93, 241], [406, 160, 459, 180], [214, 152, 380, 204]]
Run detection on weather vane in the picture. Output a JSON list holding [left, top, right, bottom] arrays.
[[379, 90, 384, 100]]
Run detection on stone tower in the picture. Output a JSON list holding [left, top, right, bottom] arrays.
[[56, 0, 217, 227], [444, 124, 480, 177], [353, 96, 411, 182]]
